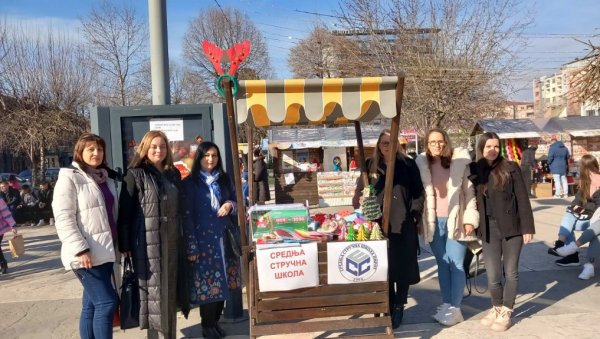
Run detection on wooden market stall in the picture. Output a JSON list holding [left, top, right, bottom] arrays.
[[227, 75, 406, 338]]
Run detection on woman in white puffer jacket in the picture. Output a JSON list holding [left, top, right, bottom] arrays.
[[52, 133, 118, 339], [415, 128, 479, 327]]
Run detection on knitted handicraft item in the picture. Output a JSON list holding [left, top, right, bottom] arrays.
[[346, 225, 356, 241], [361, 184, 382, 221], [356, 224, 367, 241], [369, 223, 382, 240]]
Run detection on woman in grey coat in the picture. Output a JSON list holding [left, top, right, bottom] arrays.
[[118, 130, 189, 339]]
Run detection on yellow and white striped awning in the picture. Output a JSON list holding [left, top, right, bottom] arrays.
[[235, 76, 399, 127]]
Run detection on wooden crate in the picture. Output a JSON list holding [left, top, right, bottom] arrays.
[[248, 242, 393, 338], [533, 182, 553, 198]]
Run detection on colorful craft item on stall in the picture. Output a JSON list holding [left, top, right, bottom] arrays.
[[338, 210, 352, 218], [346, 225, 356, 241], [356, 224, 368, 241], [361, 185, 382, 221], [339, 224, 348, 241], [499, 139, 506, 158], [312, 213, 327, 225], [369, 223, 383, 240]]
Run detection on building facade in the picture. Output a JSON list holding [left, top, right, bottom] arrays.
[[503, 101, 535, 119], [533, 56, 600, 117]]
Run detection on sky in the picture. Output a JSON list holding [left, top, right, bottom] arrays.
[[0, 0, 599, 102]]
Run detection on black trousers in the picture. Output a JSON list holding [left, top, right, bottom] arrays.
[[388, 281, 409, 312], [482, 221, 523, 309], [200, 301, 225, 328], [0, 234, 5, 262]]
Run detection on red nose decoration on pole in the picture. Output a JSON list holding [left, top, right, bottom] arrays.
[[202, 39, 251, 76], [202, 39, 251, 97]]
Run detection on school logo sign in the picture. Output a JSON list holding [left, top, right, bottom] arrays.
[[327, 240, 388, 284]]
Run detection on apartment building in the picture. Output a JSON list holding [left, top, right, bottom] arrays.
[[533, 56, 600, 117], [503, 101, 535, 119]]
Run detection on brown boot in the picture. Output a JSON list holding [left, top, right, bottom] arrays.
[[490, 306, 513, 331], [480, 306, 501, 327]]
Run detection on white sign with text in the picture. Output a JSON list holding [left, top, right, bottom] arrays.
[[256, 242, 319, 292], [327, 240, 388, 284], [149, 119, 184, 141]]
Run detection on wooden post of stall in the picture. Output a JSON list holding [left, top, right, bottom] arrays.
[[381, 73, 405, 234], [247, 125, 255, 206], [354, 121, 369, 188], [222, 77, 249, 287]]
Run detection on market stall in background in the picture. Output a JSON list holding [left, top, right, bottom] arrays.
[[269, 126, 418, 206]]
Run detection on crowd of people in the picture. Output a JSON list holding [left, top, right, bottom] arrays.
[[3, 127, 600, 338]]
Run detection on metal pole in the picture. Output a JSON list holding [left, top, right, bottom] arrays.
[[354, 121, 369, 188], [148, 0, 170, 105]]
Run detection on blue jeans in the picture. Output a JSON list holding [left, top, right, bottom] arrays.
[[74, 262, 118, 339], [558, 212, 590, 244], [553, 174, 569, 196], [429, 217, 467, 307]]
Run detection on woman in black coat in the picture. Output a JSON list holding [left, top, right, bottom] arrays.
[[252, 148, 270, 204], [352, 129, 424, 329], [118, 130, 189, 339], [470, 132, 535, 332]]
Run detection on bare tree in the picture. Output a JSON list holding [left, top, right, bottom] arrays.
[[80, 0, 148, 106], [288, 24, 367, 79], [182, 7, 273, 93], [335, 0, 531, 133], [572, 41, 600, 104], [0, 23, 91, 182]]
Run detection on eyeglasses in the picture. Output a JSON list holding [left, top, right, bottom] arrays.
[[428, 141, 446, 146]]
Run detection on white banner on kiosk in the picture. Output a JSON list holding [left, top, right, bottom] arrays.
[[327, 240, 388, 284], [256, 242, 319, 292]]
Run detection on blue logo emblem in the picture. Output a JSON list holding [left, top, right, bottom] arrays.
[[338, 243, 378, 282]]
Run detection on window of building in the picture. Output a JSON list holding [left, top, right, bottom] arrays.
[[586, 110, 596, 116]]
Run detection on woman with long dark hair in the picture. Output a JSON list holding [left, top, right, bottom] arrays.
[[352, 129, 424, 329], [550, 154, 600, 278], [471, 132, 535, 332], [118, 130, 188, 338], [182, 141, 242, 339], [53, 133, 118, 339], [415, 128, 478, 326]]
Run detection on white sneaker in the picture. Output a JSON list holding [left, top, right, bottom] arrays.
[[36, 219, 45, 227], [438, 306, 464, 326], [49, 218, 55, 226], [432, 303, 450, 321], [579, 263, 595, 280], [556, 241, 578, 257]]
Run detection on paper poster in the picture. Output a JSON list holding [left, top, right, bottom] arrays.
[[282, 151, 294, 172], [256, 242, 319, 292], [284, 172, 295, 185], [327, 240, 388, 284], [149, 119, 184, 141], [296, 149, 309, 172]]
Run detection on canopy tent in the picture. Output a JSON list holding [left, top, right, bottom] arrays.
[[550, 116, 600, 137], [235, 76, 399, 127], [471, 118, 542, 138]]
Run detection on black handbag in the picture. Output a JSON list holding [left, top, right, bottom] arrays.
[[225, 222, 242, 258], [566, 206, 590, 220], [120, 256, 140, 330]]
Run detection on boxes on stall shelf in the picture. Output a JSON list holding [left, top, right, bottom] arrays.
[[248, 203, 309, 241]]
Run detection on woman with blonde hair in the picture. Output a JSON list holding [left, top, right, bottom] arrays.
[[352, 129, 424, 329], [415, 128, 479, 326], [53, 133, 119, 339], [118, 130, 189, 339]]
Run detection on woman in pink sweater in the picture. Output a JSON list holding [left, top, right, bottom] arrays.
[[415, 128, 479, 326]]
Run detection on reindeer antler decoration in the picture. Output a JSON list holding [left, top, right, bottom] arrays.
[[202, 39, 251, 97]]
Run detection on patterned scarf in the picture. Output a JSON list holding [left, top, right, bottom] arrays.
[[199, 170, 221, 212], [86, 168, 108, 184]]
